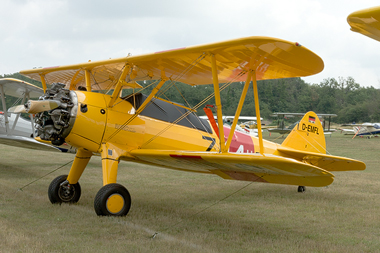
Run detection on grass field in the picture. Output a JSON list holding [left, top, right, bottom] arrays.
[[0, 132, 379, 252]]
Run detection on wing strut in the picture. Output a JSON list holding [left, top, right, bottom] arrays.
[[210, 54, 226, 153], [106, 77, 167, 142], [0, 84, 9, 134], [252, 71, 264, 154], [85, 69, 92, 92], [39, 74, 47, 92], [108, 64, 131, 108], [225, 70, 252, 150], [9, 91, 28, 135]]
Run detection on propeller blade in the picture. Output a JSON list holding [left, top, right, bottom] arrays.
[[8, 104, 27, 114], [25, 100, 62, 113], [8, 100, 62, 114]]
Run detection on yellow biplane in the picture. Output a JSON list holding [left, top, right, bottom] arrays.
[[348, 5, 380, 42], [13, 36, 365, 216]]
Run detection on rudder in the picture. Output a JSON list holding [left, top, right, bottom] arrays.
[[281, 111, 326, 154]]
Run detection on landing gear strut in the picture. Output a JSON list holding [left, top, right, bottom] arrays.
[[48, 175, 81, 203]]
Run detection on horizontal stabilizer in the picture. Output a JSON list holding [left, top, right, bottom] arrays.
[[277, 147, 366, 171]]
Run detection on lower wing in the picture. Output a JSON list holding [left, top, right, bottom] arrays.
[[0, 135, 75, 153], [128, 149, 334, 187]]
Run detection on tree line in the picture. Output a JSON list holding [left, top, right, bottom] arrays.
[[1, 72, 379, 123]]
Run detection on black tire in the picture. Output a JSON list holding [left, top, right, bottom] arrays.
[[48, 175, 81, 204], [297, 186, 306, 193], [94, 183, 131, 216]]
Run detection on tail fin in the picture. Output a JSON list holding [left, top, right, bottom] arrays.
[[281, 111, 326, 154]]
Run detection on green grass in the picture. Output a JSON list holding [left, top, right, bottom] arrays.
[[0, 132, 379, 252]]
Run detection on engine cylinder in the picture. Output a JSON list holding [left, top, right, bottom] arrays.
[[35, 83, 78, 145]]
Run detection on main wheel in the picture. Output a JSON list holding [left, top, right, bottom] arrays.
[[48, 175, 81, 204], [94, 183, 131, 216]]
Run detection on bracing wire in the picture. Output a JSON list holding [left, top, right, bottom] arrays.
[[18, 159, 74, 191], [106, 52, 248, 147], [106, 53, 206, 142], [151, 180, 256, 239], [141, 70, 247, 149]]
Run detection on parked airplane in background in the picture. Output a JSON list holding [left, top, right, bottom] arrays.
[[269, 112, 337, 135], [12, 36, 365, 217], [200, 115, 262, 137], [0, 78, 74, 152], [340, 123, 380, 138]]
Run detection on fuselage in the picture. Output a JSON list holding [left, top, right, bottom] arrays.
[[35, 88, 280, 157]]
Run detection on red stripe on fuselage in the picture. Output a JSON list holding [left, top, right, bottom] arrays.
[[170, 154, 202, 159], [223, 126, 255, 153]]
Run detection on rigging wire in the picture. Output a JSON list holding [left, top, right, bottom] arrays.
[[18, 159, 74, 191], [106, 79, 161, 141], [151, 180, 256, 239], [141, 70, 247, 149], [106, 53, 206, 142]]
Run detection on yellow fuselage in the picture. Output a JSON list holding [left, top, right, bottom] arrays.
[[63, 91, 280, 158], [65, 91, 226, 155]]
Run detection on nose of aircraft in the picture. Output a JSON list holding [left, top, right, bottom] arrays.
[[9, 82, 78, 146]]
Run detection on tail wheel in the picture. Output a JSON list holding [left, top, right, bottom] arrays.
[[297, 186, 306, 193], [94, 183, 131, 216], [48, 175, 81, 204]]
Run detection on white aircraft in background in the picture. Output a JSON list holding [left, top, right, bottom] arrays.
[[0, 78, 74, 152], [200, 115, 262, 137], [340, 123, 380, 138]]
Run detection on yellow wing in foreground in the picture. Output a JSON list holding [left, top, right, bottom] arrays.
[[20, 36, 324, 90], [347, 6, 380, 42], [129, 150, 334, 187]]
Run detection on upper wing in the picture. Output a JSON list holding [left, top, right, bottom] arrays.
[[347, 6, 380, 42], [19, 36, 324, 90], [128, 149, 334, 187], [271, 112, 337, 118], [0, 78, 43, 98]]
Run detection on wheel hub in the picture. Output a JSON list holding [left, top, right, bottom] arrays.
[[58, 181, 76, 202], [106, 193, 125, 214]]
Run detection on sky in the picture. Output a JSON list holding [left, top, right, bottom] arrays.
[[1, 0, 380, 87]]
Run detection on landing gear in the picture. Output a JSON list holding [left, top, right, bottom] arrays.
[[297, 186, 306, 193], [94, 183, 131, 216], [48, 175, 81, 203]]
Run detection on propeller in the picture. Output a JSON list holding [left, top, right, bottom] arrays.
[[8, 100, 62, 114]]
